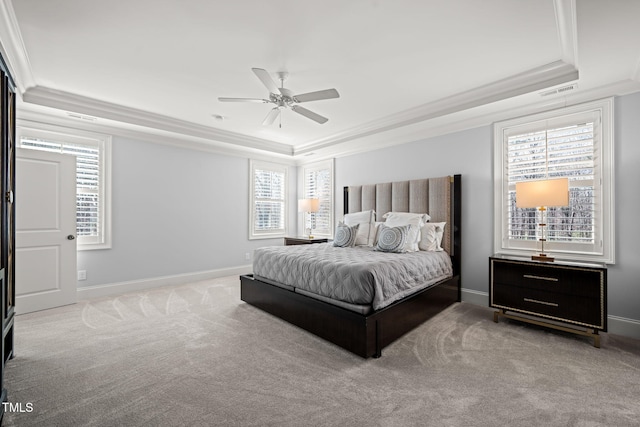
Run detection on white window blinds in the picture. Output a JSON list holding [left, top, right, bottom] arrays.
[[495, 99, 614, 263], [250, 160, 287, 239], [18, 131, 111, 250], [302, 160, 333, 237]]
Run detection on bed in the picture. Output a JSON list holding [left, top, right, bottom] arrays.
[[240, 174, 461, 358]]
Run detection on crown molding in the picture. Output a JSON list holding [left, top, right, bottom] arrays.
[[22, 60, 578, 160], [0, 0, 36, 92], [294, 60, 579, 156], [16, 107, 297, 165], [22, 86, 294, 156], [295, 79, 640, 164], [17, 79, 640, 168], [554, 0, 578, 67]]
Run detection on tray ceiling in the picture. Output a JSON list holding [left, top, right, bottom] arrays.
[[1, 0, 639, 160]]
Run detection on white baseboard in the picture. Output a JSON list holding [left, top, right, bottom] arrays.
[[460, 287, 640, 341], [461, 288, 489, 307], [607, 315, 640, 340], [77, 265, 252, 300]]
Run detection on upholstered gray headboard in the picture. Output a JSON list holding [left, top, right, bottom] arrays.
[[344, 176, 460, 265]]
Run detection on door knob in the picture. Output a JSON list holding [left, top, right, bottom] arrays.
[[67, 235, 75, 240]]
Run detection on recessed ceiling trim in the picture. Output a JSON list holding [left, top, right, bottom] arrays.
[[22, 86, 294, 156], [554, 0, 579, 67], [295, 60, 579, 156], [296, 79, 639, 165], [17, 108, 298, 164]]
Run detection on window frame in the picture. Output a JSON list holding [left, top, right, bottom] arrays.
[[16, 125, 112, 251], [301, 159, 334, 238], [493, 98, 615, 264], [249, 159, 288, 240]]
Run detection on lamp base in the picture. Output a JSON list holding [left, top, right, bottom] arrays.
[[532, 254, 554, 262]]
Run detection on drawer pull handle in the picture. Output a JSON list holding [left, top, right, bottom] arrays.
[[523, 274, 558, 282], [524, 298, 559, 307]]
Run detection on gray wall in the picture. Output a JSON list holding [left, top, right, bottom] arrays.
[[76, 92, 640, 324], [335, 126, 493, 299], [610, 92, 640, 321], [335, 92, 640, 322], [77, 137, 295, 287]]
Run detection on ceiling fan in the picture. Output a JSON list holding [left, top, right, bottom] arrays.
[[218, 68, 340, 126]]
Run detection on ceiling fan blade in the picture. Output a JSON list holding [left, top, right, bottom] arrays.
[[262, 108, 280, 125], [252, 68, 281, 95], [218, 97, 270, 103], [293, 88, 340, 103], [291, 105, 329, 124]]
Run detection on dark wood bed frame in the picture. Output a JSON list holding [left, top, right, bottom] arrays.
[[240, 174, 461, 358]]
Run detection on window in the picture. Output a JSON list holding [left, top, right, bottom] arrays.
[[17, 127, 112, 250], [249, 160, 288, 239], [494, 98, 614, 263], [302, 160, 334, 237]]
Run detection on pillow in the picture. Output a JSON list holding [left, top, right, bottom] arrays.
[[343, 210, 375, 246], [382, 212, 430, 252], [419, 222, 446, 251], [382, 211, 431, 223], [375, 224, 410, 253], [372, 221, 384, 245], [343, 209, 374, 224], [333, 222, 359, 248]]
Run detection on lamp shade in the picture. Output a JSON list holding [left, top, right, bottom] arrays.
[[298, 198, 320, 213], [515, 178, 569, 208]]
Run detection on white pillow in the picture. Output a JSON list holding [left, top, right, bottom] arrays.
[[372, 221, 384, 245], [382, 211, 431, 223], [382, 212, 429, 252], [344, 210, 375, 246], [419, 222, 446, 251]]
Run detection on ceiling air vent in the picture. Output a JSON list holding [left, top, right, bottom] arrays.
[[539, 83, 578, 97], [66, 112, 97, 121]]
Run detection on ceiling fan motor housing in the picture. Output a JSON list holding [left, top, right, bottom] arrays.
[[272, 88, 295, 107]]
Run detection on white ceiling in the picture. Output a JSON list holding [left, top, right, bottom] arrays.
[[1, 0, 640, 161]]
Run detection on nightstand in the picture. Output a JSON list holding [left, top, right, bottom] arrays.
[[489, 254, 607, 347], [284, 237, 329, 246]]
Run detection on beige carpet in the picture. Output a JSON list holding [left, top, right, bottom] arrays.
[[3, 276, 640, 426]]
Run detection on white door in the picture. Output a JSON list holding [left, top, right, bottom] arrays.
[[15, 148, 77, 314]]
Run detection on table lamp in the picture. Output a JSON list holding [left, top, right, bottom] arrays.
[[515, 178, 569, 262], [298, 198, 320, 239]]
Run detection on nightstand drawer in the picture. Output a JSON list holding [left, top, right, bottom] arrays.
[[491, 260, 602, 299], [492, 282, 603, 327]]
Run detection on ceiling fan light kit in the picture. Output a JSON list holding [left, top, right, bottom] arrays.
[[219, 68, 340, 126]]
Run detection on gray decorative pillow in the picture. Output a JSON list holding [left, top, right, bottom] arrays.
[[375, 224, 410, 253], [333, 222, 359, 248]]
